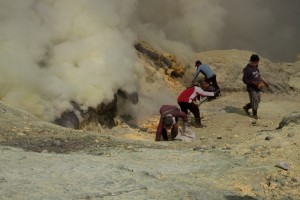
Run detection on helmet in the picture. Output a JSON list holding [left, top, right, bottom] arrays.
[[250, 54, 260, 62]]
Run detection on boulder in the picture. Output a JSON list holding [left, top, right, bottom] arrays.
[[54, 90, 139, 129], [277, 112, 300, 129]]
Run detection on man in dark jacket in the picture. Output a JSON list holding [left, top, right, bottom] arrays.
[[155, 105, 188, 141], [242, 54, 270, 119]]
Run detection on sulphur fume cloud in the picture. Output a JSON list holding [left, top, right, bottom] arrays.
[[0, 0, 299, 122], [0, 0, 141, 121]]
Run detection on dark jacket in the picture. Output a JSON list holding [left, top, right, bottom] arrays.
[[242, 64, 261, 92], [155, 105, 188, 141]]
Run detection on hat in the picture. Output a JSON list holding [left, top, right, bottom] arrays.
[[250, 54, 260, 62], [195, 60, 202, 66]]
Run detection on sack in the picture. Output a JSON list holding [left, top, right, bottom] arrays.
[[174, 128, 196, 142]]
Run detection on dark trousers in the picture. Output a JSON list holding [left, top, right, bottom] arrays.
[[162, 123, 178, 141], [178, 102, 200, 118], [205, 75, 220, 91]]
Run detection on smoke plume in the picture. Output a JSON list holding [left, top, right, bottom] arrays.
[[0, 0, 299, 121]]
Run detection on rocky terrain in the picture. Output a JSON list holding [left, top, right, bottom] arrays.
[[1, 48, 300, 200]]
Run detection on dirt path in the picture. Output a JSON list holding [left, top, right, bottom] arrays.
[[0, 92, 300, 199]]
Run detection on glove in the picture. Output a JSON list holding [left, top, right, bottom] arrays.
[[214, 89, 220, 97], [182, 122, 188, 133]]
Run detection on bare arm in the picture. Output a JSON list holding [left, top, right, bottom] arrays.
[[260, 77, 269, 87]]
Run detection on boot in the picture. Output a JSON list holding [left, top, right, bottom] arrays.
[[243, 104, 251, 116], [194, 117, 204, 128], [252, 110, 258, 119]]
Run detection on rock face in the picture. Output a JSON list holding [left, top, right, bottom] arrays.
[[83, 95, 118, 129], [135, 41, 185, 77], [54, 111, 80, 129], [277, 112, 300, 129], [54, 90, 139, 129], [117, 90, 139, 105]]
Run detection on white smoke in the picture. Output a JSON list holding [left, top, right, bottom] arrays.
[[0, 0, 141, 121], [0, 0, 299, 122], [132, 0, 226, 63]]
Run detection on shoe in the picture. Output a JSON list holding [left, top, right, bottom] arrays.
[[194, 117, 204, 128], [194, 124, 205, 128], [252, 110, 258, 119], [243, 106, 250, 115]]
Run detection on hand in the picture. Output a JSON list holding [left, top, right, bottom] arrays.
[[265, 82, 270, 88], [257, 82, 263, 89], [214, 89, 220, 96], [183, 122, 189, 133]]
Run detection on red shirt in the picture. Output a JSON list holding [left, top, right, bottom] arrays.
[[177, 86, 214, 103]]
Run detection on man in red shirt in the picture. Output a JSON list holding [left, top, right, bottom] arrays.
[[177, 82, 216, 128]]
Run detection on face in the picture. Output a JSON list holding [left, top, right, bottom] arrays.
[[253, 61, 259, 67], [164, 125, 173, 130]]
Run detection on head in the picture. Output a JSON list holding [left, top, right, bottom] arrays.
[[163, 116, 174, 130], [195, 60, 202, 67], [250, 54, 260, 67], [194, 80, 209, 90], [200, 81, 210, 91]]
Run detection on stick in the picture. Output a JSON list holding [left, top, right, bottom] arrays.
[[197, 97, 208, 106]]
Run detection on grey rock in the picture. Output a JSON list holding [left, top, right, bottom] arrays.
[[277, 112, 300, 129], [287, 132, 295, 137], [54, 111, 79, 129], [265, 136, 273, 141], [291, 177, 298, 182], [51, 140, 62, 147], [193, 146, 210, 152], [275, 162, 290, 170]]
